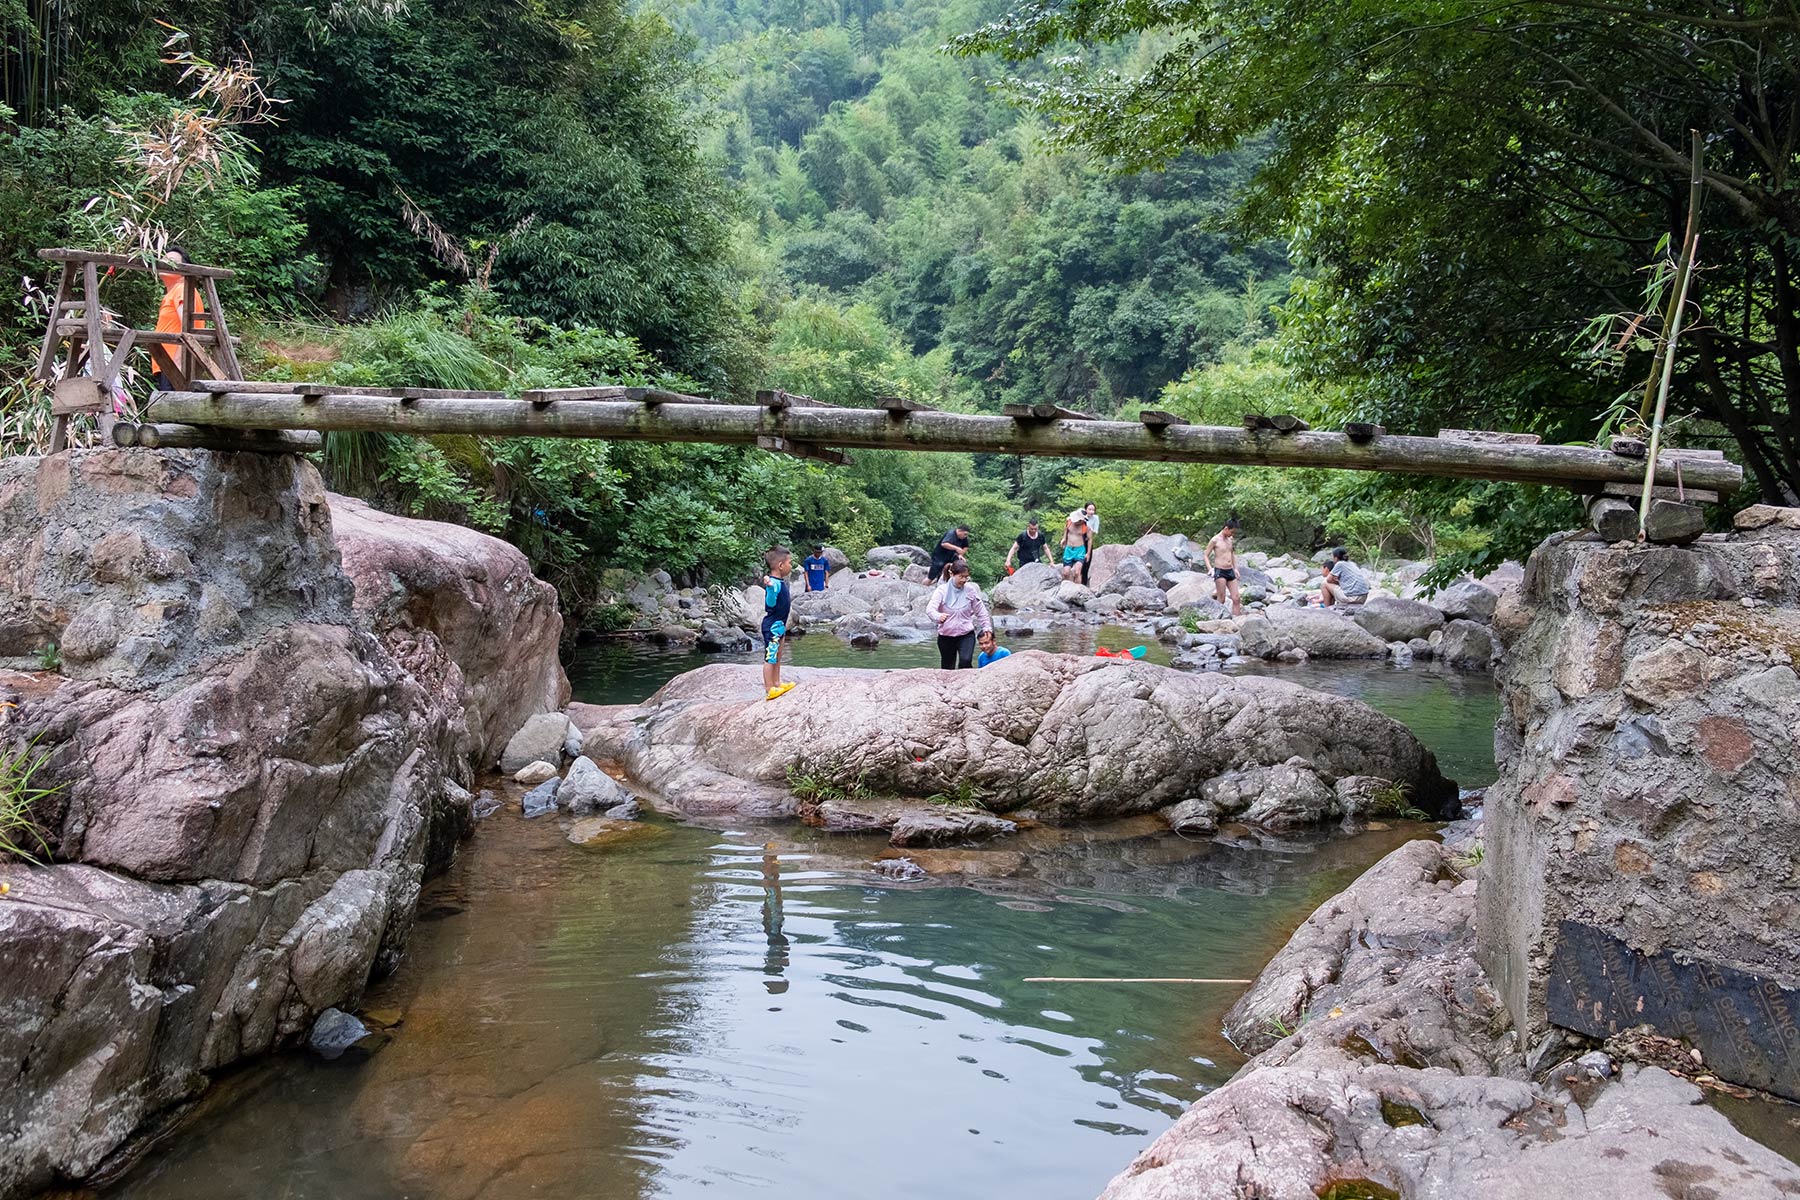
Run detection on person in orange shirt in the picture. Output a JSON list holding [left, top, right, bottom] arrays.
[[150, 245, 203, 390]]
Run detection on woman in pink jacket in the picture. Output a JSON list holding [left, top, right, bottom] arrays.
[[927, 559, 994, 670]]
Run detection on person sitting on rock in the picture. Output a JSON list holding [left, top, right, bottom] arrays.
[[1060, 514, 1090, 581], [1204, 518, 1244, 616], [1005, 517, 1052, 573], [928, 559, 993, 669], [761, 546, 796, 700], [802, 545, 831, 592], [929, 524, 971, 583], [1318, 547, 1372, 608], [976, 628, 1010, 667]]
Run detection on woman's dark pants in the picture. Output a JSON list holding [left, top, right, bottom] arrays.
[[938, 631, 976, 669]]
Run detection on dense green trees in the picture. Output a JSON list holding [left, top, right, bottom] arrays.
[[954, 0, 1800, 504], [11, 0, 1757, 624]]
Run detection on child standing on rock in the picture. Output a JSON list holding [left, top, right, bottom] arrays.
[[762, 546, 796, 700]]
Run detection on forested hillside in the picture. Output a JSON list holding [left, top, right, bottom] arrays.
[[5, 1, 1783, 630]]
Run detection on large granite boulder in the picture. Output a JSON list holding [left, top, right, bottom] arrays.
[[1238, 606, 1391, 659], [1434, 578, 1501, 623], [590, 653, 1457, 824], [1439, 617, 1498, 668], [1098, 555, 1157, 595], [991, 562, 1061, 610], [1107, 837, 1800, 1198], [1084, 543, 1138, 592], [1352, 595, 1446, 643], [866, 544, 930, 570], [0, 449, 562, 1198], [329, 495, 568, 762]]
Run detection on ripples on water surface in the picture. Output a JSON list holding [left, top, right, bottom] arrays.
[[106, 636, 1504, 1200], [107, 816, 1438, 1200]]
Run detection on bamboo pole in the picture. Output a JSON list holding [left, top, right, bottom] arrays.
[[1022, 977, 1254, 984], [1638, 132, 1708, 538], [144, 393, 1747, 495]]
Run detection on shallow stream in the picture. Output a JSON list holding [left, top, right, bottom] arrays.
[[105, 641, 1514, 1199]]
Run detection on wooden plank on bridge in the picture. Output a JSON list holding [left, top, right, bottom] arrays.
[[1004, 403, 1096, 421], [876, 395, 935, 414], [522, 386, 646, 404], [1439, 428, 1542, 446], [38, 247, 235, 280], [146, 391, 1747, 496], [1244, 413, 1311, 433], [756, 435, 850, 465], [757, 388, 830, 409], [1138, 409, 1187, 429], [642, 388, 722, 406], [1598, 481, 1722, 505]]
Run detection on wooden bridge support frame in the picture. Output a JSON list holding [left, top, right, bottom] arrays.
[[32, 248, 242, 453]]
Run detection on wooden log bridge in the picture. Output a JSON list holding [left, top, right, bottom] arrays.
[[143, 390, 1745, 496]]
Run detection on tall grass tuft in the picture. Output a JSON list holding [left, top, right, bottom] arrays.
[[0, 737, 60, 865]]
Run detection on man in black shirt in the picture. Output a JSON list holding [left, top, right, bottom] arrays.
[[929, 525, 971, 583], [1006, 517, 1052, 572]]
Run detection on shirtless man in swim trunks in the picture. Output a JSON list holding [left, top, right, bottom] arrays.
[[1203, 519, 1244, 616]]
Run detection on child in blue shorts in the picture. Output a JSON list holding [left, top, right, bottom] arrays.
[[762, 546, 795, 701]]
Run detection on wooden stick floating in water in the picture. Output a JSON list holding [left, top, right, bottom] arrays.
[[1023, 977, 1254, 984]]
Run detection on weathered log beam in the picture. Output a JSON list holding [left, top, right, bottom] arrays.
[[114, 421, 323, 454], [144, 392, 1747, 495]]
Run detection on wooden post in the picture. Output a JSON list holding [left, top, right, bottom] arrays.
[[144, 391, 1748, 495], [200, 277, 243, 380]]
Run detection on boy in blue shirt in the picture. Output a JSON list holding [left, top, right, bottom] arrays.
[[802, 545, 831, 592], [762, 546, 796, 700], [976, 629, 1010, 667]]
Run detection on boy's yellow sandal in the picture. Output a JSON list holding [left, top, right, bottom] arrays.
[[765, 682, 797, 701]]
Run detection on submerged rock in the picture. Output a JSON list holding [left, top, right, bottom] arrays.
[[565, 816, 663, 849], [558, 756, 634, 815], [872, 856, 928, 881], [599, 653, 1457, 828], [520, 778, 561, 818], [308, 1008, 386, 1062]]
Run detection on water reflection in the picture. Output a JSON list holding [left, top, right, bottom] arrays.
[[106, 815, 1430, 1200]]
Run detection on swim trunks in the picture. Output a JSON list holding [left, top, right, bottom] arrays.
[[1062, 546, 1087, 564], [761, 617, 786, 665], [1213, 567, 1237, 582]]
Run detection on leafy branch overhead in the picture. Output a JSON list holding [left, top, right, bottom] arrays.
[[954, 2, 1800, 504]]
